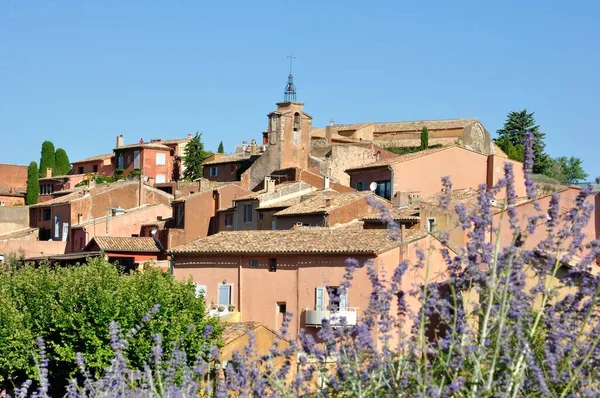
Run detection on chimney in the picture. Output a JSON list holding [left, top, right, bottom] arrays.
[[262, 131, 269, 146], [325, 197, 333, 207], [325, 125, 332, 145], [400, 224, 406, 242], [250, 138, 258, 154], [45, 168, 52, 178], [264, 177, 275, 193], [116, 134, 125, 148], [323, 176, 330, 190], [188, 133, 193, 139]]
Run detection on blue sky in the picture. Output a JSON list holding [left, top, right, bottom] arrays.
[[1, 1, 598, 178]]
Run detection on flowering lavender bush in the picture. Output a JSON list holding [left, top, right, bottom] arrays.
[[6, 132, 600, 397]]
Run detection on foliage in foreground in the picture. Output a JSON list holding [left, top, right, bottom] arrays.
[[5, 133, 600, 397], [0, 259, 221, 395]]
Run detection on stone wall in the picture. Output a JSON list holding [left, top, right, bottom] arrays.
[[0, 206, 29, 234]]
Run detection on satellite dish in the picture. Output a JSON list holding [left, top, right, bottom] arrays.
[[369, 182, 378, 192], [151, 228, 158, 236]]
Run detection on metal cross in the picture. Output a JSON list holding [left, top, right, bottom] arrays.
[[287, 53, 296, 74]]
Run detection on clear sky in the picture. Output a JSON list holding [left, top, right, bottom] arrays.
[[1, 0, 598, 178]]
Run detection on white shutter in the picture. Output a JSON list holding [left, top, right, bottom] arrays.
[[218, 285, 231, 305], [315, 287, 325, 310], [340, 290, 348, 311]]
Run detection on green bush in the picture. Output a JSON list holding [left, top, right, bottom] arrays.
[[0, 258, 221, 391]]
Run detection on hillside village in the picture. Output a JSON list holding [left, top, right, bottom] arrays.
[[0, 75, 597, 338]]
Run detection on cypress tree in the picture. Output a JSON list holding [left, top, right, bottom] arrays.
[[54, 148, 71, 176], [420, 127, 429, 150], [217, 141, 225, 154], [182, 132, 212, 181], [26, 161, 39, 205], [39, 141, 56, 177]]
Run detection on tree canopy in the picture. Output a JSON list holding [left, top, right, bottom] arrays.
[[548, 156, 588, 184], [54, 148, 71, 176], [38, 141, 56, 178], [182, 132, 212, 181], [217, 141, 225, 154], [25, 162, 39, 205], [0, 259, 221, 394], [420, 127, 429, 150]]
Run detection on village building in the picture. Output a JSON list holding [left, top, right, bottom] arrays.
[[38, 169, 86, 202], [169, 227, 449, 343], [83, 236, 164, 271], [69, 203, 172, 252], [218, 179, 315, 232], [202, 154, 261, 183], [272, 191, 392, 230], [28, 180, 172, 245], [0, 163, 28, 191], [168, 183, 252, 248], [114, 135, 175, 184], [0, 182, 25, 206], [71, 153, 115, 176], [322, 118, 497, 155], [345, 145, 525, 204]]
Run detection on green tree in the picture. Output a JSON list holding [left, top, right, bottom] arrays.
[[25, 161, 39, 205], [0, 259, 221, 393], [547, 156, 588, 184], [182, 132, 212, 181], [54, 148, 71, 176], [495, 136, 524, 162], [217, 141, 225, 154], [38, 141, 56, 178], [420, 127, 429, 150], [494, 110, 551, 174]]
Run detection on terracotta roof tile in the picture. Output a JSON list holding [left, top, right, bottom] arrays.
[[234, 181, 313, 202], [256, 196, 303, 210], [170, 228, 426, 255], [89, 236, 161, 253], [222, 321, 263, 345], [345, 145, 456, 171], [362, 204, 420, 221], [202, 155, 254, 166], [72, 153, 113, 164], [0, 182, 25, 196], [332, 118, 479, 134], [274, 191, 386, 217], [377, 137, 457, 147], [115, 142, 173, 151]]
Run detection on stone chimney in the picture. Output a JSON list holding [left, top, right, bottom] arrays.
[[323, 176, 330, 190], [188, 133, 193, 139], [45, 168, 52, 178], [262, 131, 269, 146], [400, 224, 406, 242], [116, 134, 125, 148], [325, 197, 333, 207], [250, 139, 258, 154], [264, 177, 276, 193]]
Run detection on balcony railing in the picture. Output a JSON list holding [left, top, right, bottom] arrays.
[[304, 307, 359, 327]]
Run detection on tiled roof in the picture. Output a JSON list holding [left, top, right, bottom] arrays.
[[89, 236, 161, 253], [222, 322, 263, 345], [274, 191, 386, 217], [377, 137, 457, 147], [173, 182, 245, 203], [202, 155, 253, 166], [161, 138, 190, 144], [170, 228, 426, 255], [362, 204, 420, 221], [0, 182, 25, 196], [256, 196, 303, 210], [0, 228, 38, 241], [72, 153, 113, 164], [38, 174, 73, 181], [332, 118, 479, 134], [115, 142, 173, 151], [234, 181, 311, 202], [25, 251, 103, 262], [345, 145, 456, 171], [421, 188, 532, 213]]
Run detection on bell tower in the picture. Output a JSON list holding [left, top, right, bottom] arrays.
[[266, 55, 312, 171]]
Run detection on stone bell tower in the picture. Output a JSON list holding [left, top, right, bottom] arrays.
[[266, 59, 312, 171]]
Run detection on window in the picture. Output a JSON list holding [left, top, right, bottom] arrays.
[[174, 204, 185, 228], [315, 287, 326, 310], [218, 284, 232, 305], [427, 217, 437, 233], [258, 212, 265, 220], [250, 259, 258, 268], [0, 201, 5, 206], [293, 112, 301, 132], [268, 258, 277, 272], [375, 180, 392, 200], [155, 174, 166, 184], [92, 165, 98, 173], [209, 167, 218, 177], [271, 219, 277, 230], [117, 153, 124, 169], [133, 150, 140, 169], [224, 213, 233, 227], [195, 284, 207, 298], [42, 208, 51, 221], [77, 166, 84, 174], [316, 286, 348, 311], [156, 153, 166, 166], [355, 181, 365, 191], [243, 204, 253, 223], [278, 302, 287, 314]]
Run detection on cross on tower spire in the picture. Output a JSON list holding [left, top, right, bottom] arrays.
[[284, 53, 297, 102]]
